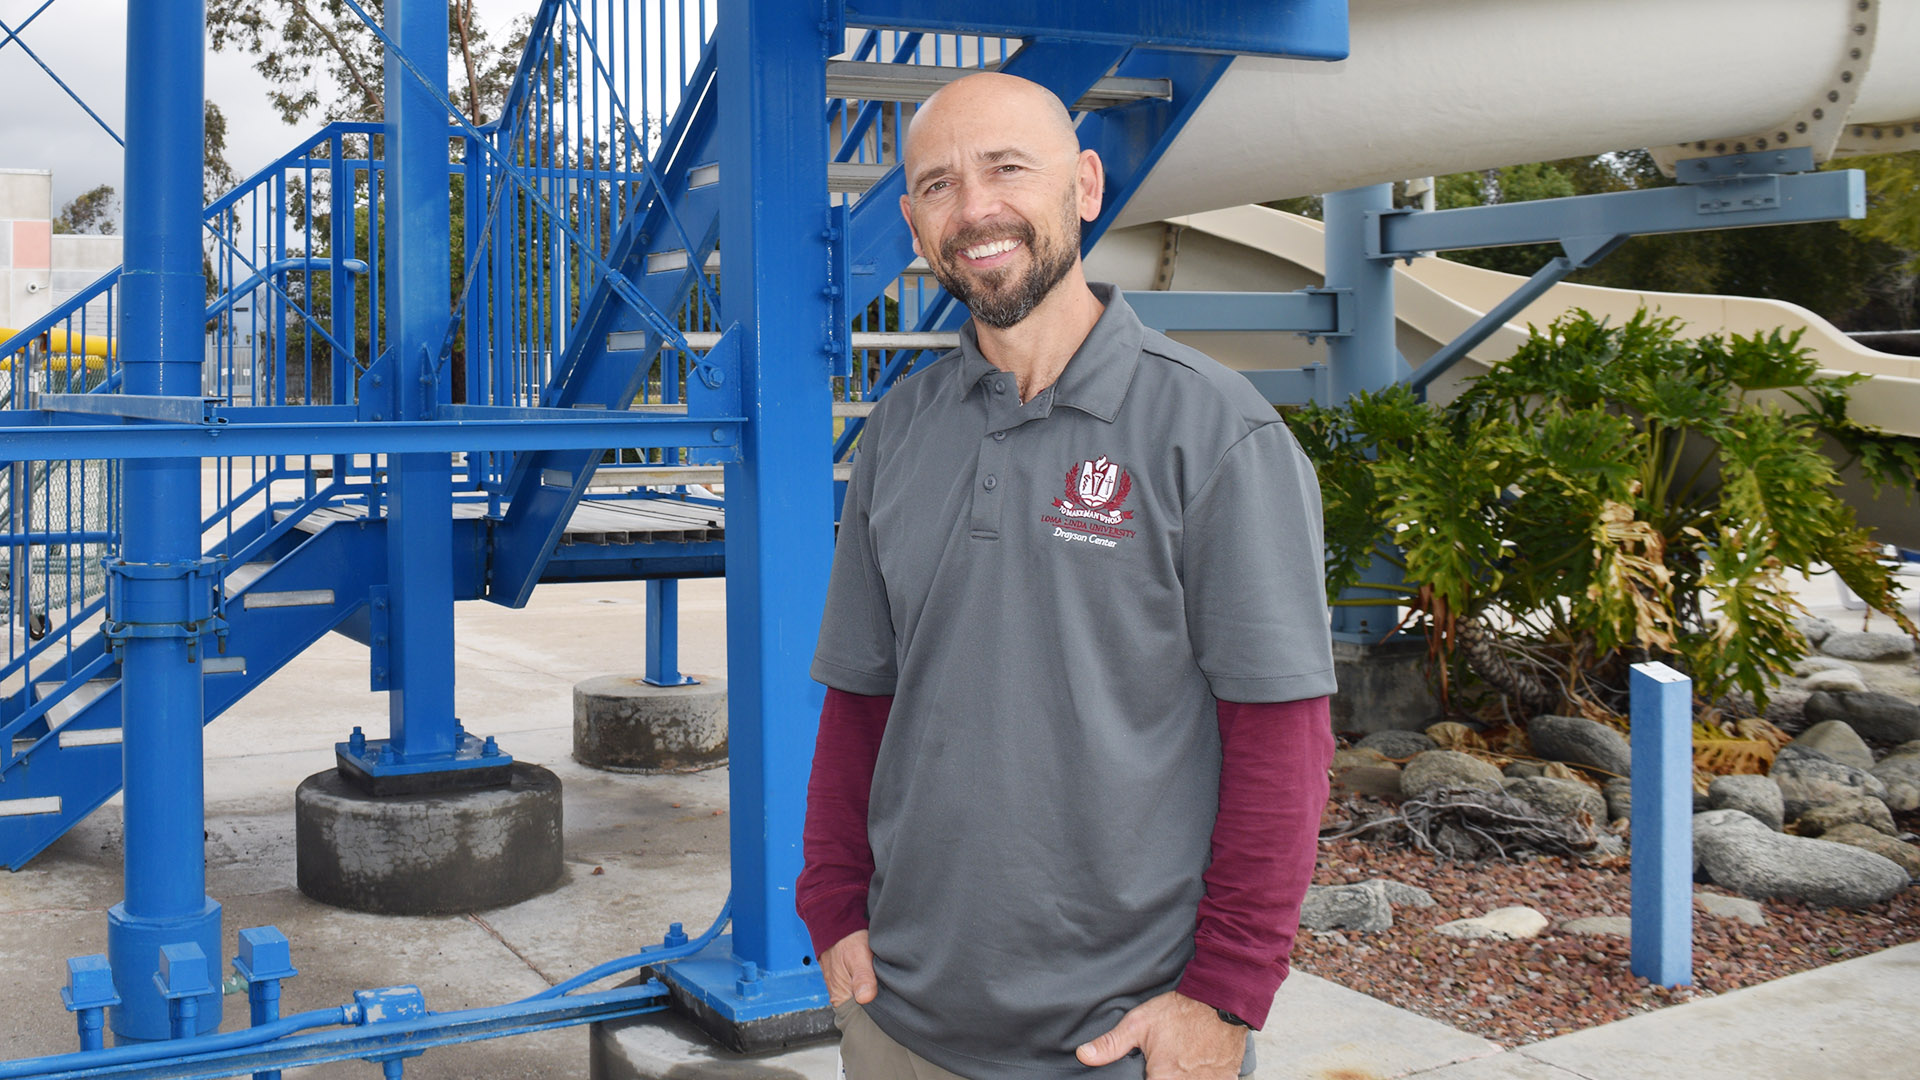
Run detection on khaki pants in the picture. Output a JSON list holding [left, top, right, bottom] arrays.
[[834, 1000, 971, 1080], [832, 1000, 1258, 1079]]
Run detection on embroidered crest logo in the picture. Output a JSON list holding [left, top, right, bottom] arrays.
[[1054, 456, 1134, 525]]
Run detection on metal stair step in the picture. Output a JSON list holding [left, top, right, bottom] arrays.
[[826, 61, 1170, 109], [0, 796, 62, 818], [223, 561, 275, 593], [645, 249, 931, 277], [588, 463, 853, 488], [31, 677, 116, 729]]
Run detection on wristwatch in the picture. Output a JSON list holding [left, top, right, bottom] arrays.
[[1216, 1008, 1251, 1028]]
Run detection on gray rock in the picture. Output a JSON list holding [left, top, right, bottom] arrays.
[[1694, 892, 1767, 926], [1708, 774, 1786, 831], [1792, 655, 1857, 677], [1528, 714, 1633, 779], [1433, 906, 1549, 941], [1560, 915, 1631, 938], [1788, 720, 1876, 771], [1360, 878, 1437, 907], [1299, 883, 1393, 933], [1603, 778, 1633, 823], [1503, 776, 1607, 823], [1795, 795, 1898, 837], [1821, 824, 1920, 877], [1871, 745, 1920, 812], [1763, 686, 1814, 732], [1503, 761, 1547, 780], [1692, 809, 1907, 908], [1355, 730, 1437, 760], [1400, 750, 1506, 800], [1770, 745, 1891, 819], [1332, 746, 1394, 771], [1803, 691, 1920, 744], [1799, 668, 1870, 695], [1797, 616, 1837, 647], [1819, 630, 1916, 663]]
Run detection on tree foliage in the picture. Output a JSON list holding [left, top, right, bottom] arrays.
[[208, 0, 523, 127], [1287, 309, 1920, 722], [52, 184, 117, 235]]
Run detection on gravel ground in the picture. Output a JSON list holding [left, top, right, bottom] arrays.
[[1294, 799, 1920, 1046]]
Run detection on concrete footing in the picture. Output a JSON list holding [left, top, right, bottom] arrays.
[[1330, 635, 1441, 735], [574, 675, 728, 772], [591, 1009, 841, 1080], [294, 762, 564, 915]]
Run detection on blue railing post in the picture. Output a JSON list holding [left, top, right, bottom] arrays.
[[105, 0, 223, 1042], [1324, 183, 1403, 641], [1630, 660, 1694, 987], [644, 578, 697, 686]]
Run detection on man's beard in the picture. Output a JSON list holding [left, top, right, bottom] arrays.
[[929, 199, 1081, 330]]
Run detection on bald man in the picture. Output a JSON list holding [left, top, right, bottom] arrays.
[[799, 73, 1337, 1080]]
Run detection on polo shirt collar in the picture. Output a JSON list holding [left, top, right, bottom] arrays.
[[950, 282, 1142, 423]]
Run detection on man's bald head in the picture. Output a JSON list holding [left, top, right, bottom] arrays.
[[903, 72, 1080, 189]]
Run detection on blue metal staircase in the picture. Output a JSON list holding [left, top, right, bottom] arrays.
[[0, 1, 1282, 875]]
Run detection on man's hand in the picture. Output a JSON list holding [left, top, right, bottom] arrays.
[[821, 930, 878, 1007], [1076, 991, 1245, 1078]]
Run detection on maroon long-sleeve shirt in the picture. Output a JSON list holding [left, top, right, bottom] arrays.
[[796, 687, 1333, 1030]]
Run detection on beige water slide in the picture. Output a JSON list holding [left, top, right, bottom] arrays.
[[1081, 0, 1920, 542]]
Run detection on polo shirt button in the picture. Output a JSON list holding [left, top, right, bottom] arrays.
[[993, 380, 1007, 395], [983, 475, 998, 491], [992, 431, 1006, 442]]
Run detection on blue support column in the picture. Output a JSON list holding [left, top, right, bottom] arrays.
[[657, 0, 833, 1042], [106, 0, 223, 1042], [1323, 183, 1403, 641], [644, 579, 697, 687], [1629, 661, 1694, 988]]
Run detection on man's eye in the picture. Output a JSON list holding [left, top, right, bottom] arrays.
[[924, 180, 950, 194], [996, 164, 1021, 174]]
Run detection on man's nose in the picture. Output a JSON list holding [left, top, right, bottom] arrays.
[[954, 177, 1004, 224]]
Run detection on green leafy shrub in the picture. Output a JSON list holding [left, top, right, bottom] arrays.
[[1287, 309, 1919, 721]]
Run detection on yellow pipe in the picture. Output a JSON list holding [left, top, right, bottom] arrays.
[[0, 327, 117, 359]]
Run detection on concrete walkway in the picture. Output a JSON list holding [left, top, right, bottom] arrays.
[[2, 574, 1916, 1078]]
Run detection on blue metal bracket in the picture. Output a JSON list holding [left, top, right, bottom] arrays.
[[368, 586, 391, 691], [828, 204, 852, 381], [103, 557, 229, 664], [1672, 146, 1815, 183], [335, 724, 510, 795], [655, 934, 831, 1052], [61, 956, 121, 1053]]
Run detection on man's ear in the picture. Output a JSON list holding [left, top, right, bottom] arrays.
[[899, 194, 923, 257], [1077, 148, 1104, 223]]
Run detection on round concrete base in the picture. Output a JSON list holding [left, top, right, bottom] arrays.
[[295, 763, 564, 915], [573, 675, 728, 773]]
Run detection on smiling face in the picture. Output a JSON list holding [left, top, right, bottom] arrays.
[[900, 74, 1103, 330]]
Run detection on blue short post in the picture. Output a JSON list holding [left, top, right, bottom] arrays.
[[1629, 660, 1694, 987], [154, 943, 215, 1041], [106, 0, 223, 1042], [60, 955, 121, 1052], [233, 926, 299, 1080], [644, 579, 697, 686]]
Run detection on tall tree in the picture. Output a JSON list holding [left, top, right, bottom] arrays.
[[53, 185, 118, 235]]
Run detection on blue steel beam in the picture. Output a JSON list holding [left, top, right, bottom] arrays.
[[1372, 168, 1866, 258], [839, 0, 1349, 58], [106, 0, 222, 1041], [712, 0, 835, 979], [0, 415, 743, 460], [1124, 289, 1343, 333], [1629, 661, 1694, 988], [379, 0, 460, 767]]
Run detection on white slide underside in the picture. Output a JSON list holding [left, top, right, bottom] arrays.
[[1082, 0, 1920, 544]]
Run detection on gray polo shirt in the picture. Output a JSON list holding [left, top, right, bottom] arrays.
[[812, 284, 1336, 1080]]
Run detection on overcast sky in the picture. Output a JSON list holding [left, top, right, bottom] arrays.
[[0, 0, 531, 222]]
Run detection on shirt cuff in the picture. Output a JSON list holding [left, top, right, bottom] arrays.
[[1177, 944, 1288, 1030], [796, 883, 870, 960]]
